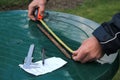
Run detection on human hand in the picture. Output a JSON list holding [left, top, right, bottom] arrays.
[[28, 0, 46, 20], [72, 36, 103, 63]]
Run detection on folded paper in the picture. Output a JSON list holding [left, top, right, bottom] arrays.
[[19, 57, 67, 76]]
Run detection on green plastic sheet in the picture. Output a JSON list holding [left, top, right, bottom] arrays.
[[0, 10, 119, 80]]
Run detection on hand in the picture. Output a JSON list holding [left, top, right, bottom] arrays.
[[28, 0, 46, 20], [72, 36, 103, 63]]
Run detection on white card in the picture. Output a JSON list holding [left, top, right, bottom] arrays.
[[19, 57, 67, 76]]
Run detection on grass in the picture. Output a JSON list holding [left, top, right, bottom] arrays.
[[58, 0, 120, 24]]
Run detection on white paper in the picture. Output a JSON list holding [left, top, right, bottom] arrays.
[[19, 57, 67, 76]]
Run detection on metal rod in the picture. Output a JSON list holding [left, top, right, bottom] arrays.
[[37, 24, 71, 59], [41, 48, 45, 65], [39, 20, 74, 53]]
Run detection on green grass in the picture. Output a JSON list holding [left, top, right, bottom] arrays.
[[57, 0, 120, 80], [58, 0, 120, 24]]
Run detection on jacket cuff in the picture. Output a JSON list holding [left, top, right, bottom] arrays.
[[92, 25, 113, 42], [92, 25, 119, 55]]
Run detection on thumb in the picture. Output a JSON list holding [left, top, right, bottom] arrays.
[[72, 47, 87, 62], [72, 49, 79, 56]]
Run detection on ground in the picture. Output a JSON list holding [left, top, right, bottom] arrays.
[[46, 0, 83, 10], [0, 0, 83, 11]]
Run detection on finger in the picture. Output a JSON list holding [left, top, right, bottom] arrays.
[[28, 2, 36, 20], [38, 4, 45, 16], [72, 49, 87, 62], [81, 55, 95, 63], [82, 52, 104, 63], [72, 50, 79, 56]]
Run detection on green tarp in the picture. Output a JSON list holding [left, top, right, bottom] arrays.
[[0, 10, 119, 80]]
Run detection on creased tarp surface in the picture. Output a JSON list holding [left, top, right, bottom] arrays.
[[0, 10, 118, 80]]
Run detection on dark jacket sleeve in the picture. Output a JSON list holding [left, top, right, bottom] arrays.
[[93, 13, 120, 55]]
